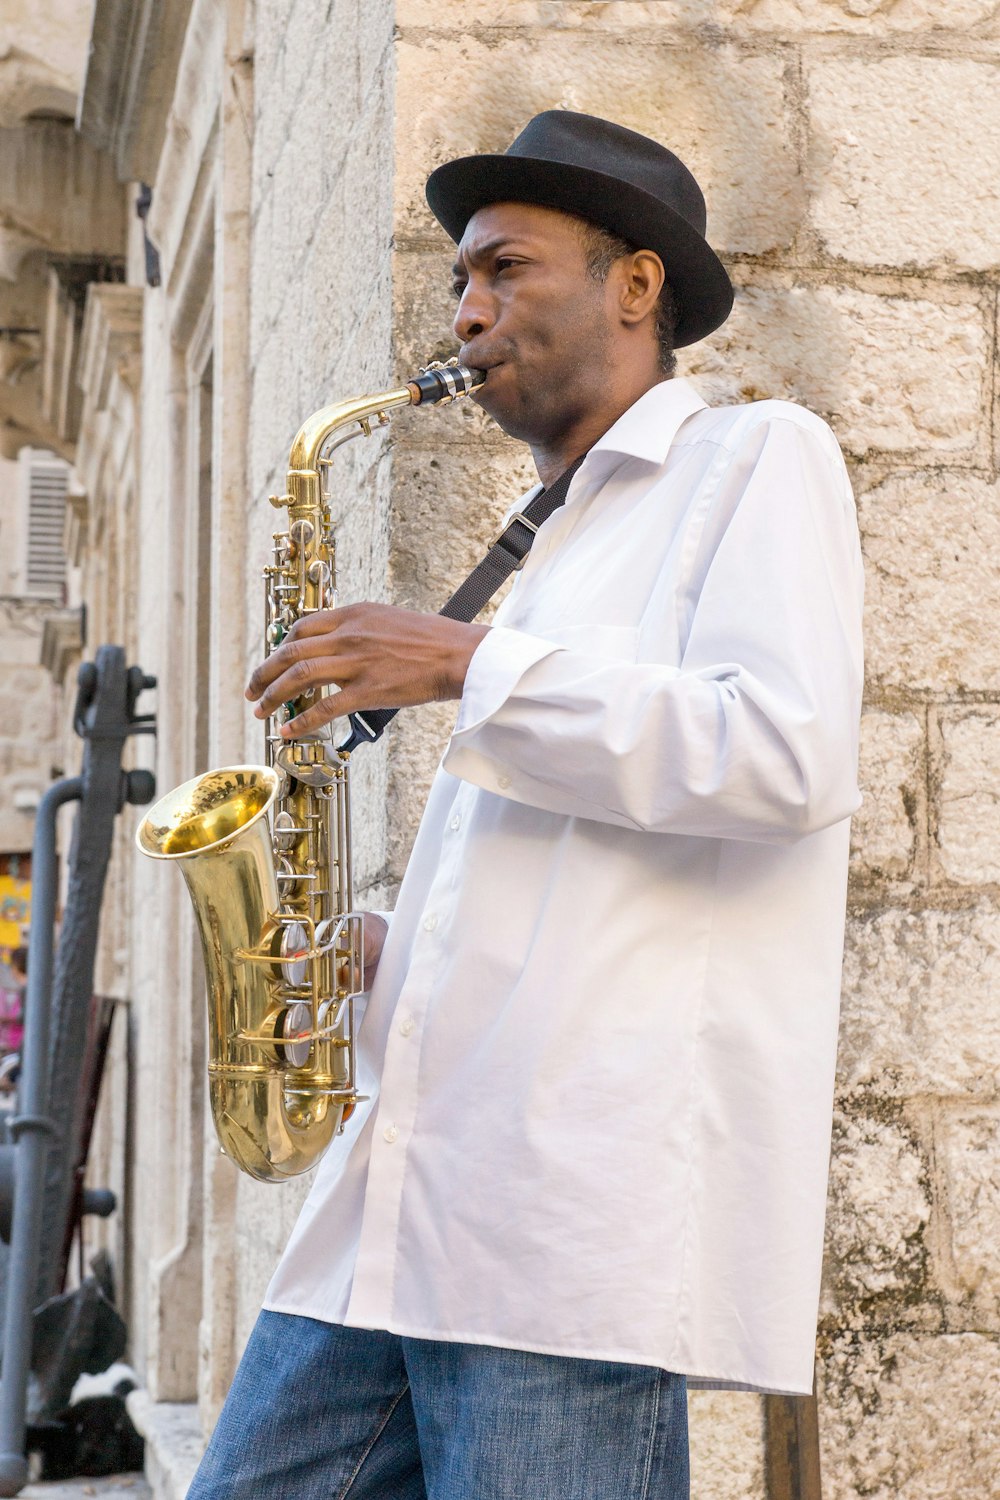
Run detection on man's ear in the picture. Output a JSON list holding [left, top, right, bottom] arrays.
[[617, 250, 665, 327]]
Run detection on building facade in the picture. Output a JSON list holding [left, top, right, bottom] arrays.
[[1, 2, 998, 1496]]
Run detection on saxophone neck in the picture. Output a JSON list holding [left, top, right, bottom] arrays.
[[287, 386, 415, 475], [285, 361, 486, 474]]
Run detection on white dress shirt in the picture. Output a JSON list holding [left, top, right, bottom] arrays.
[[264, 376, 864, 1396]]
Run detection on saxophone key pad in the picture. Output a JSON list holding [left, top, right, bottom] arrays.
[[278, 1001, 312, 1067], [272, 810, 299, 851]]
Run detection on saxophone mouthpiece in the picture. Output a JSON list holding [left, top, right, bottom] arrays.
[[407, 359, 487, 406]]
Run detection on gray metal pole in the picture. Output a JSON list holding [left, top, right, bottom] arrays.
[[0, 777, 83, 1497]]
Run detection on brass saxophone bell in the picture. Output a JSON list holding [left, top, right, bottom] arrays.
[[139, 360, 485, 1181]]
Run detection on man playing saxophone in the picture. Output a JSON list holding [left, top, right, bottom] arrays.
[[188, 110, 864, 1499]]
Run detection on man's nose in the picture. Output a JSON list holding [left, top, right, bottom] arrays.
[[452, 282, 494, 343]]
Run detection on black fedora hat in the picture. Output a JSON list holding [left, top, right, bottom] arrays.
[[426, 110, 733, 349]]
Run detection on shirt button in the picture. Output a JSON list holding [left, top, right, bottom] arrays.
[[423, 913, 438, 932], [399, 1018, 414, 1038], [497, 773, 511, 790], [450, 814, 462, 831], [383, 1123, 398, 1144]]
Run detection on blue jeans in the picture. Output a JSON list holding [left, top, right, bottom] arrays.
[[188, 1311, 689, 1499]]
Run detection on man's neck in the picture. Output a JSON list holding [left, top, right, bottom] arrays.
[[530, 371, 669, 488]]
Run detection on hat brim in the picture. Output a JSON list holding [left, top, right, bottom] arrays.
[[426, 153, 734, 348]]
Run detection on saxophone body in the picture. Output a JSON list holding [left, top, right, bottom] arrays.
[[137, 361, 485, 1182]]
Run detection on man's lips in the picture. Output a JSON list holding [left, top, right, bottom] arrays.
[[461, 351, 505, 376]]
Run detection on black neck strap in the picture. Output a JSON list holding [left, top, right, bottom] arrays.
[[339, 454, 586, 754]]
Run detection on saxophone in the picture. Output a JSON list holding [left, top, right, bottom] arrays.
[[136, 360, 485, 1182]]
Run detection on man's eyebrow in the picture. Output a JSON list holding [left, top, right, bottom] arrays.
[[451, 237, 522, 277]]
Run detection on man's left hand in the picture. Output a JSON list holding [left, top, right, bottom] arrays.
[[245, 603, 488, 737]]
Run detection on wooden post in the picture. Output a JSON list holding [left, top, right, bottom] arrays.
[[764, 1380, 823, 1500]]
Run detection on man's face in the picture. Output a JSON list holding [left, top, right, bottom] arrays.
[[451, 201, 614, 446]]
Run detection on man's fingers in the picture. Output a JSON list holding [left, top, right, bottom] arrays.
[[245, 637, 310, 701], [252, 655, 347, 718], [279, 689, 360, 738], [245, 604, 480, 730], [247, 622, 346, 699], [284, 608, 345, 640]]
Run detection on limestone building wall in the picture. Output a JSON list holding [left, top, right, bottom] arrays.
[[2, 2, 998, 1497], [230, 0, 400, 1365]]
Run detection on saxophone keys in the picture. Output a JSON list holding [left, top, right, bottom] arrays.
[[279, 1004, 313, 1068], [272, 809, 302, 850], [274, 742, 340, 787]]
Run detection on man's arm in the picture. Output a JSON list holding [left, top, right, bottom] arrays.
[[245, 413, 863, 847], [444, 415, 864, 844], [245, 606, 487, 734]]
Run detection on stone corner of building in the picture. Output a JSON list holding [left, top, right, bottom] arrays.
[[126, 1390, 204, 1500]]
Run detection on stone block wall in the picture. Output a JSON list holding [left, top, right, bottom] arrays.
[[236, 0, 401, 1351], [0, 595, 57, 853], [388, 4, 1000, 1497]]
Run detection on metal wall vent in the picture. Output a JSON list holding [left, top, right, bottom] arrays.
[[25, 456, 68, 599]]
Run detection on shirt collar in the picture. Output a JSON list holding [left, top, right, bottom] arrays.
[[508, 377, 709, 521], [584, 376, 708, 470]]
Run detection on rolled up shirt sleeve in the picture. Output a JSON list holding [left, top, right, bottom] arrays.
[[443, 415, 865, 844]]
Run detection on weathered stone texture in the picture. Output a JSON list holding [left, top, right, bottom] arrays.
[[0, 120, 125, 280], [302, 141, 395, 398], [0, 0, 92, 125], [393, 249, 505, 455], [395, 35, 803, 256], [746, 0, 1000, 31], [819, 1332, 1000, 1500], [858, 471, 1000, 694], [936, 709, 1000, 886], [400, 0, 718, 24], [389, 442, 538, 615], [241, 0, 399, 1340], [822, 1110, 931, 1315], [938, 1108, 1000, 1324], [679, 284, 989, 458], [394, 251, 477, 393], [808, 57, 1000, 271], [839, 905, 1000, 1099], [0, 601, 56, 851], [384, 438, 536, 879], [687, 1390, 764, 1500], [250, 0, 396, 492], [233, 1172, 315, 1353], [0, 664, 55, 740], [398, 0, 1000, 33], [851, 709, 923, 880]]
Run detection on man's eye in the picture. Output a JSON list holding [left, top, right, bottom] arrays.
[[451, 282, 467, 300], [495, 258, 516, 274]]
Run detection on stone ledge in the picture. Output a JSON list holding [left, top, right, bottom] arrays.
[[39, 607, 84, 686], [21, 1475, 150, 1498], [126, 1393, 203, 1500], [77, 0, 195, 184]]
